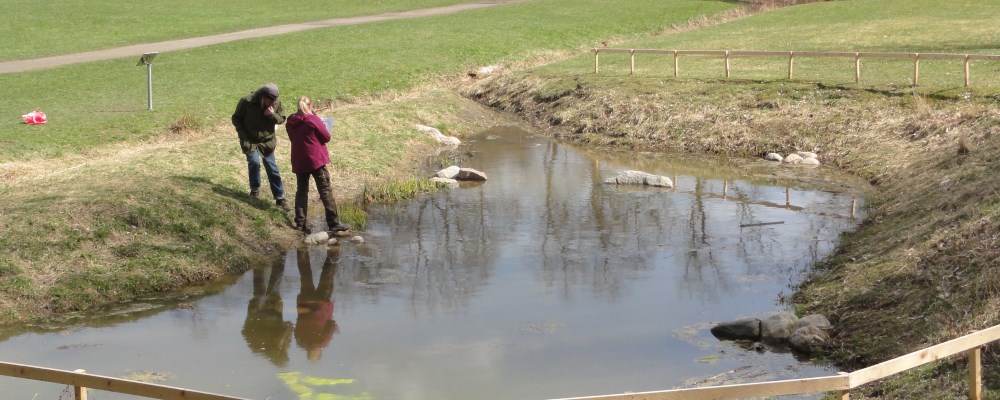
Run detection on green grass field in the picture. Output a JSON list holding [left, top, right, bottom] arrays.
[[0, 0, 471, 61], [0, 0, 735, 162]]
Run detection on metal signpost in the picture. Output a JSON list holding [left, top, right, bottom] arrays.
[[136, 52, 158, 110]]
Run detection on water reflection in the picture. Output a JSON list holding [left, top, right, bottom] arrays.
[[243, 263, 293, 366], [293, 249, 338, 362], [0, 126, 869, 400], [242, 247, 340, 366]]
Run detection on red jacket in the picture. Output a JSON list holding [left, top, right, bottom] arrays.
[[285, 112, 331, 174]]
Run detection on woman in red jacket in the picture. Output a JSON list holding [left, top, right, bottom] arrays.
[[285, 96, 349, 234]]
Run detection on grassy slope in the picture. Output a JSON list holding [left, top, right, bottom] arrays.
[[463, 0, 1000, 398], [0, 1, 737, 323]]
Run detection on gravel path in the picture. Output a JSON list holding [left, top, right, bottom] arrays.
[[0, 0, 528, 74]]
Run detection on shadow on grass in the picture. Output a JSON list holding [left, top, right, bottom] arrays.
[[171, 175, 293, 227]]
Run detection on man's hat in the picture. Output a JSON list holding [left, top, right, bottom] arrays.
[[262, 83, 279, 100]]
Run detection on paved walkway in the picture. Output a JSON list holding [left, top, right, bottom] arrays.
[[0, 0, 527, 74]]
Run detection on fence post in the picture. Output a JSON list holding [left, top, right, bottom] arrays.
[[673, 50, 679, 77], [913, 53, 921, 86], [74, 369, 88, 400], [630, 49, 635, 76], [725, 50, 731, 78], [854, 52, 861, 83], [969, 347, 982, 400], [594, 49, 600, 74], [788, 51, 794, 80], [964, 55, 971, 87]]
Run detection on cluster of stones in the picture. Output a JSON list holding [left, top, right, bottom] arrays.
[[303, 230, 365, 246], [709, 312, 831, 354], [603, 170, 674, 188], [430, 165, 488, 188], [764, 151, 821, 166]]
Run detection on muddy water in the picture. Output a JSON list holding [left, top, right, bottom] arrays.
[[0, 126, 869, 400]]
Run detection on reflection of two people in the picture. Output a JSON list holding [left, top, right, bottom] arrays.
[[242, 247, 339, 366]]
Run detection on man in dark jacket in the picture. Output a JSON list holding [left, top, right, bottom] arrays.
[[232, 83, 290, 210]]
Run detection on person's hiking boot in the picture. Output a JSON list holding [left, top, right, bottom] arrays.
[[296, 225, 312, 235], [276, 199, 291, 211], [249, 190, 260, 199], [329, 222, 350, 232]]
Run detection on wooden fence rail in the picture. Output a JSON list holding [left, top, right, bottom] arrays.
[[592, 48, 1000, 87], [0, 362, 249, 400], [549, 324, 1000, 400]]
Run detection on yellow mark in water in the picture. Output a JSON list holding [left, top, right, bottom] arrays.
[[278, 371, 372, 400]]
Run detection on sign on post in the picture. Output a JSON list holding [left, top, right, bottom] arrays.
[[136, 52, 158, 111]]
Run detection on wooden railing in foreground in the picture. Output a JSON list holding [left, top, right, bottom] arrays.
[[592, 48, 1000, 87], [550, 324, 1000, 400], [0, 361, 249, 400]]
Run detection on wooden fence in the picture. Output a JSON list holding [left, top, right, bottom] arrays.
[[592, 48, 1000, 87], [549, 323, 1000, 400], [0, 362, 249, 400]]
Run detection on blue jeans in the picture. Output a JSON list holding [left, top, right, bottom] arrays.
[[245, 150, 285, 200]]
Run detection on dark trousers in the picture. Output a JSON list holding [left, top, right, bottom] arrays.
[[294, 165, 340, 230]]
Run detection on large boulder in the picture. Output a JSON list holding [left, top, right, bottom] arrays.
[[710, 318, 761, 341], [604, 170, 674, 188], [760, 312, 798, 341], [789, 326, 830, 353], [795, 314, 831, 330], [435, 165, 461, 179], [455, 167, 488, 181]]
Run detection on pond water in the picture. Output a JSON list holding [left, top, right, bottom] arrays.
[[0, 126, 869, 400]]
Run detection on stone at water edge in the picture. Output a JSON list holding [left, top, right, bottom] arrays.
[[760, 312, 798, 341], [603, 170, 673, 188], [435, 165, 461, 179], [789, 326, 830, 353], [430, 177, 459, 188], [304, 231, 330, 245], [709, 318, 762, 340], [455, 167, 488, 181], [782, 154, 804, 164], [764, 153, 784, 162]]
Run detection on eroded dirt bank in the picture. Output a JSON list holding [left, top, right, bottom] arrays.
[[460, 71, 1000, 397]]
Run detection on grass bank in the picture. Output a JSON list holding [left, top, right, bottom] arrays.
[[0, 1, 741, 324], [462, 0, 1000, 398]]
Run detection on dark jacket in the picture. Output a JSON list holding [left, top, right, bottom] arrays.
[[232, 87, 286, 156], [285, 112, 332, 174]]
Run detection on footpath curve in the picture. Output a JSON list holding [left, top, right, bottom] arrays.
[[0, 0, 528, 74]]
